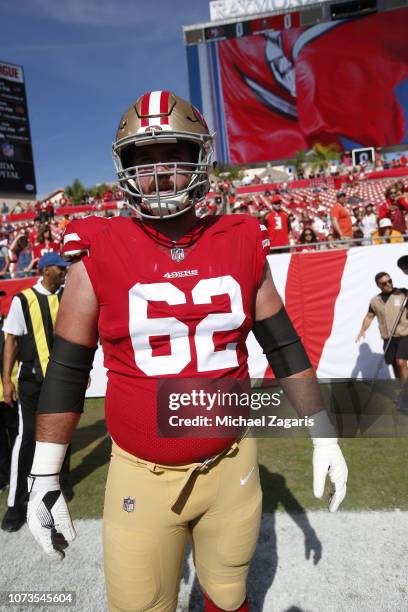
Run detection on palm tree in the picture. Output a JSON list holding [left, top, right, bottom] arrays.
[[286, 149, 309, 178], [310, 143, 341, 174]]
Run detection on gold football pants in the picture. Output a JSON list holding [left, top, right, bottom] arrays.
[[103, 437, 262, 612]]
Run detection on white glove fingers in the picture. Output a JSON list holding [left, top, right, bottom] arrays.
[[328, 483, 347, 512], [30, 524, 64, 560], [327, 451, 348, 512], [56, 520, 76, 543], [329, 457, 348, 489], [313, 459, 328, 498], [27, 489, 75, 560], [312, 443, 348, 510]]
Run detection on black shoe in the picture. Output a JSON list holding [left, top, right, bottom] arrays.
[[1, 508, 26, 532]]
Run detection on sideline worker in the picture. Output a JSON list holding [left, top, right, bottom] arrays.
[[0, 290, 18, 494], [356, 271, 408, 380], [1, 252, 70, 532]]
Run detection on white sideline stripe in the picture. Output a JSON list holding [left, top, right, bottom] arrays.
[[7, 400, 23, 507], [63, 232, 81, 245]]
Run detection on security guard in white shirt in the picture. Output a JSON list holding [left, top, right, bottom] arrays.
[[1, 252, 69, 532]]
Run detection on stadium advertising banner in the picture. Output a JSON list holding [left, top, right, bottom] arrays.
[[209, 0, 331, 21], [186, 8, 408, 164], [0, 60, 36, 195]]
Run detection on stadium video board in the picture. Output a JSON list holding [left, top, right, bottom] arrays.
[[0, 60, 36, 195], [185, 7, 408, 164]]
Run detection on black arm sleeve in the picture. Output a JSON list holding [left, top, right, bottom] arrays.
[[38, 335, 97, 414], [253, 307, 312, 378]]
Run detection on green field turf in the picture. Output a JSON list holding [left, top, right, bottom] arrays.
[[1, 397, 407, 519]]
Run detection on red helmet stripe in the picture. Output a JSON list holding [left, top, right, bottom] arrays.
[[159, 90, 170, 124], [140, 92, 151, 126]]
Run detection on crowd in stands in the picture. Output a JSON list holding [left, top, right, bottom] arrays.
[[2, 187, 124, 219], [198, 176, 408, 251], [223, 151, 408, 186], [0, 167, 407, 278]]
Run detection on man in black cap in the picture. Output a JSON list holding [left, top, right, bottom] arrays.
[[1, 253, 70, 531]]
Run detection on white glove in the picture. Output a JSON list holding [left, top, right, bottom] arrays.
[[312, 439, 348, 512], [27, 474, 76, 560]]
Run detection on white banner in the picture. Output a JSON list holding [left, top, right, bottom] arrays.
[[86, 244, 408, 397]]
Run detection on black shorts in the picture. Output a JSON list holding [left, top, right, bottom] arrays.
[[383, 336, 408, 365]]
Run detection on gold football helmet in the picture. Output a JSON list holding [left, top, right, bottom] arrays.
[[112, 91, 213, 219]]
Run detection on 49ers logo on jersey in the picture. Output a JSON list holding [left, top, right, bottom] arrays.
[[163, 269, 198, 279]]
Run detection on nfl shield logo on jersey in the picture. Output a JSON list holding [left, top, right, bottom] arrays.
[[123, 497, 135, 513], [171, 247, 185, 262]]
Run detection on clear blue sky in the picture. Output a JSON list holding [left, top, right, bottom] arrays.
[[0, 0, 211, 198]]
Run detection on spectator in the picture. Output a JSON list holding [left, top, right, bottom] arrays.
[[360, 203, 378, 238], [28, 225, 60, 272], [45, 201, 54, 221], [265, 195, 290, 252], [1, 203, 9, 215], [372, 218, 404, 244], [379, 187, 407, 234], [329, 162, 338, 176], [28, 218, 42, 247], [300, 209, 313, 229], [330, 192, 353, 242], [396, 181, 408, 209], [0, 238, 10, 278], [17, 241, 33, 277], [312, 209, 329, 237], [353, 229, 366, 246], [8, 233, 28, 278], [297, 228, 319, 252], [325, 233, 338, 249], [288, 213, 301, 237]]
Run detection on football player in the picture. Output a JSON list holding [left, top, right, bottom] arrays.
[[26, 91, 347, 612]]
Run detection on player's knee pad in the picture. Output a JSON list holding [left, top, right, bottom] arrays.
[[204, 582, 247, 612]]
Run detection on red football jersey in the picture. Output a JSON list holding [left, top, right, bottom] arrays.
[[265, 210, 289, 247], [62, 214, 269, 464], [33, 241, 60, 260]]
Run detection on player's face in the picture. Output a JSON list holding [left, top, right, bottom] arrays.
[[127, 142, 197, 196]]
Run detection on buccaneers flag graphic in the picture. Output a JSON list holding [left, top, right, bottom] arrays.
[[218, 9, 408, 163]]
